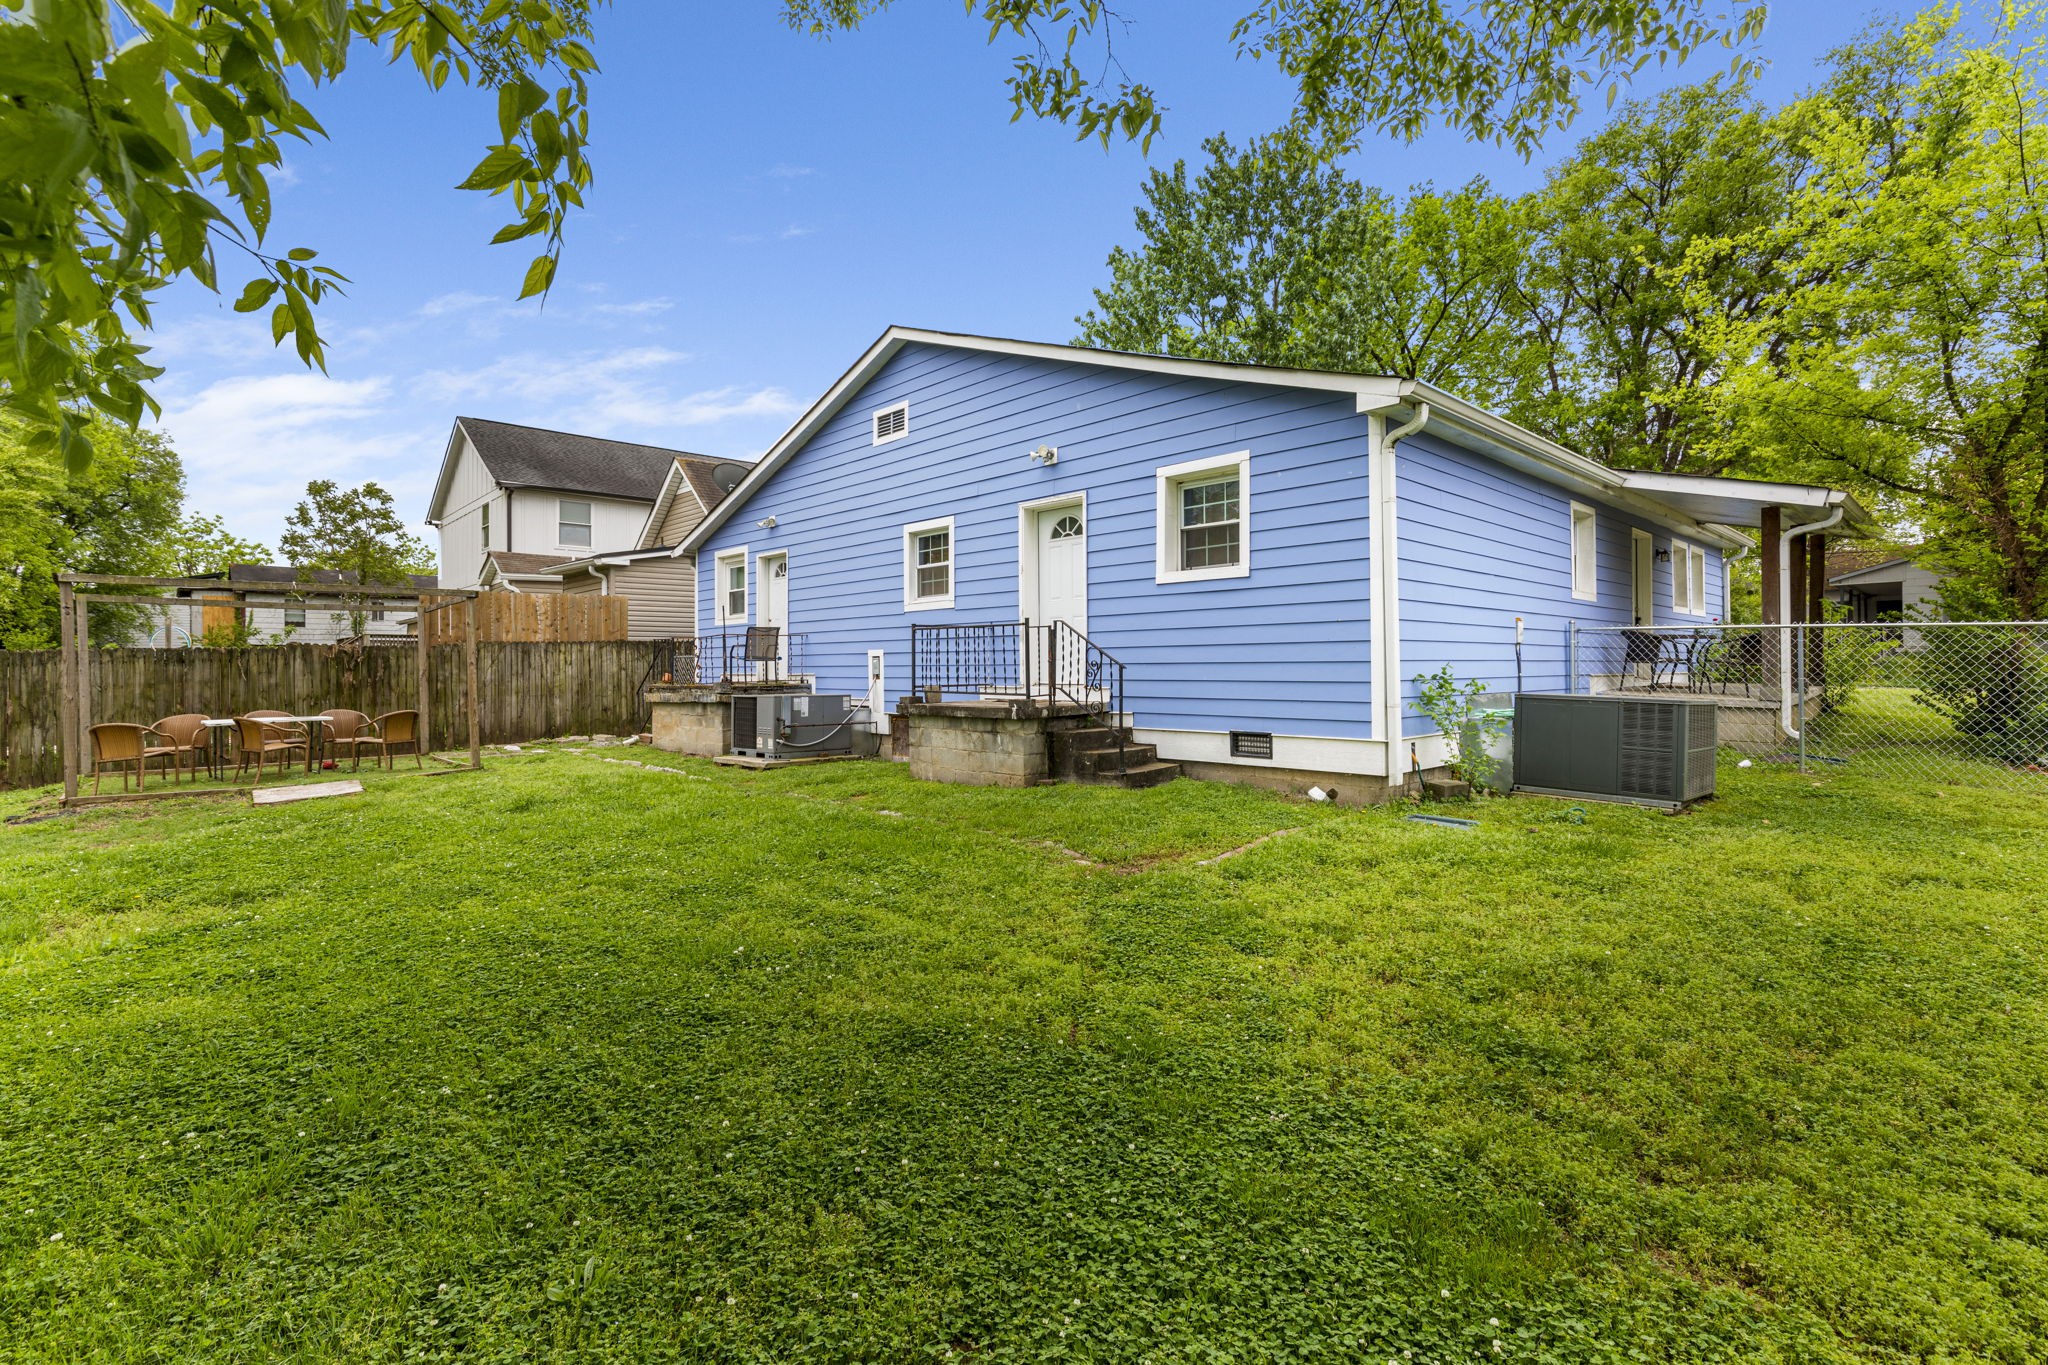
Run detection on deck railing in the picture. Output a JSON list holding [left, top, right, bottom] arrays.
[[648, 630, 810, 688], [909, 621, 1125, 723]]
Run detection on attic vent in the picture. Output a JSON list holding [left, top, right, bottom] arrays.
[[872, 402, 909, 445]]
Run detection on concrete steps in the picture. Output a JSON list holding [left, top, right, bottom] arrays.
[[1051, 724, 1181, 790]]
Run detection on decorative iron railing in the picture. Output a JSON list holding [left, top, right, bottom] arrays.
[[647, 630, 810, 688], [909, 621, 1125, 721]]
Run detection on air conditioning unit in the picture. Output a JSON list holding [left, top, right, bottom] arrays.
[[729, 693, 855, 759], [1512, 693, 1718, 809]]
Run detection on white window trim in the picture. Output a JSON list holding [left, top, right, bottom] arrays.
[[872, 401, 910, 446], [714, 545, 749, 626], [557, 497, 594, 551], [1672, 538, 1708, 616], [1570, 502, 1598, 602], [1155, 450, 1252, 584], [902, 515, 956, 611]]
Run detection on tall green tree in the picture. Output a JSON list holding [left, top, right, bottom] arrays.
[[279, 480, 434, 585], [279, 480, 434, 637], [4, 1, 1766, 469], [1677, 8, 2048, 616], [1076, 135, 1537, 409], [0, 418, 187, 647]]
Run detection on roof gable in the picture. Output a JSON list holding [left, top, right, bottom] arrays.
[[428, 418, 717, 521]]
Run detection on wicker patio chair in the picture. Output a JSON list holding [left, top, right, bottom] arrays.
[[320, 708, 377, 771], [152, 713, 212, 784], [88, 723, 176, 794], [358, 709, 424, 770], [232, 715, 309, 785]]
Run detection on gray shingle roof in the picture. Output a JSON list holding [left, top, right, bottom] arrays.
[[455, 417, 707, 502]]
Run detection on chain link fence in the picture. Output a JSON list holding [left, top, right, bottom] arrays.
[[1568, 621, 2048, 791]]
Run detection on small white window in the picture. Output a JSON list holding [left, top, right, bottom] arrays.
[[903, 516, 955, 610], [715, 549, 747, 625], [283, 607, 306, 628], [1672, 539, 1709, 615], [1155, 451, 1252, 584], [480, 500, 491, 551], [558, 499, 592, 548], [1570, 503, 1597, 601], [872, 402, 909, 445]]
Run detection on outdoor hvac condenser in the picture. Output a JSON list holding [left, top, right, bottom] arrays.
[[1512, 693, 1719, 809], [729, 693, 856, 759]]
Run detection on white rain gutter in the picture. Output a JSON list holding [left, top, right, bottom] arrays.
[[1777, 504, 1847, 739], [1373, 403, 1429, 755]]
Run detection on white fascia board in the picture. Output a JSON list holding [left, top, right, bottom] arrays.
[[424, 421, 470, 525]]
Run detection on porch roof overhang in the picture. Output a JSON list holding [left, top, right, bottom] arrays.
[[1608, 472, 1875, 534]]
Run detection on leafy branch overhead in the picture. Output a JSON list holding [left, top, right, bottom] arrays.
[[0, 0, 598, 471], [785, 1, 1768, 156]]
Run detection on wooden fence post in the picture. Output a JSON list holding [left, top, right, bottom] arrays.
[[464, 595, 481, 768], [58, 582, 78, 801], [416, 592, 432, 754]]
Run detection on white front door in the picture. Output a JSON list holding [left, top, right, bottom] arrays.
[[1629, 530, 1655, 627], [1036, 507, 1087, 634], [758, 552, 789, 674]]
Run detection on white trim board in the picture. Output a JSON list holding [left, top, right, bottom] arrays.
[[1015, 491, 1087, 625], [902, 516, 956, 611], [1135, 728, 1418, 779]]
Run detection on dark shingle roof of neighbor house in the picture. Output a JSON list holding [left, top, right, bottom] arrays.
[[455, 416, 710, 503], [676, 455, 746, 509], [1826, 545, 1917, 584], [181, 565, 436, 593], [485, 550, 574, 576]]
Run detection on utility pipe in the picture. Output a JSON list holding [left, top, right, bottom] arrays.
[[1777, 503, 1846, 739]]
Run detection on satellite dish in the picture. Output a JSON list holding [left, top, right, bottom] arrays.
[[710, 461, 751, 494]]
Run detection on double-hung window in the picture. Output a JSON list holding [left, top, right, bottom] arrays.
[[283, 607, 306, 628], [903, 517, 955, 610], [480, 500, 491, 551], [1672, 539, 1708, 615], [558, 499, 592, 548], [715, 550, 748, 624], [1570, 504, 1598, 601], [1155, 451, 1252, 583]]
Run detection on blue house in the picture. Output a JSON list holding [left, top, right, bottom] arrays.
[[677, 329, 1862, 800]]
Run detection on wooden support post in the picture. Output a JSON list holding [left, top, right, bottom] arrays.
[[416, 592, 432, 756], [464, 594, 481, 769], [58, 581, 79, 802], [73, 593, 92, 773], [1760, 507, 1783, 624]]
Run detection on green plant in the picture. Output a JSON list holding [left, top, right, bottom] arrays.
[[1912, 626, 2048, 766], [1411, 663, 1508, 790]]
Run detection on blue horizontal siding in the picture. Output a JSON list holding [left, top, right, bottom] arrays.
[[1394, 431, 1725, 735], [697, 343, 1378, 739]]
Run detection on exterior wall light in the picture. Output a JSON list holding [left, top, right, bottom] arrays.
[[1028, 444, 1059, 466]]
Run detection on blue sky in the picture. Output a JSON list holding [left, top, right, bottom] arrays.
[[143, 2, 1907, 554]]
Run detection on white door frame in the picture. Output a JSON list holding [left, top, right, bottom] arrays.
[[1629, 528, 1655, 628], [757, 550, 789, 675], [1016, 491, 1088, 629]]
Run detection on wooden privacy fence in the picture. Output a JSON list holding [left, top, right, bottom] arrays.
[[420, 592, 628, 645], [0, 641, 655, 790]]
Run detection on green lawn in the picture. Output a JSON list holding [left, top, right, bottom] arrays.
[[2, 750, 2044, 1363]]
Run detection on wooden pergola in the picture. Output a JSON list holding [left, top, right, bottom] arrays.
[[55, 572, 484, 805]]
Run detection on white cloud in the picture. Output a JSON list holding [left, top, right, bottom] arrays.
[[418, 291, 499, 317], [765, 164, 816, 179], [779, 224, 817, 240], [417, 348, 798, 434], [151, 372, 436, 543], [589, 297, 675, 318]]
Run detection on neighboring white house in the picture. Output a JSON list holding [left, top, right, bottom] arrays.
[[426, 416, 750, 638], [136, 565, 436, 647], [1825, 546, 1947, 622]]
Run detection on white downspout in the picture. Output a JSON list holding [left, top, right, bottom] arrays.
[[1777, 503, 1846, 738], [1376, 403, 1429, 758]]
